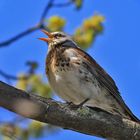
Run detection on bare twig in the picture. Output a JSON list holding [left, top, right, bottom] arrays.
[[0, 26, 39, 47], [0, 69, 28, 81], [0, 0, 73, 48], [0, 61, 38, 82], [39, 0, 55, 24], [0, 0, 74, 81], [52, 1, 73, 7], [0, 81, 140, 140]]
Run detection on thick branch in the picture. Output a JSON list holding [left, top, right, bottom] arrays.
[[0, 81, 140, 140]]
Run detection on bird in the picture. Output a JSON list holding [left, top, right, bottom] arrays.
[[39, 30, 139, 122]]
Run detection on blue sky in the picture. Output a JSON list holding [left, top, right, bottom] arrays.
[[0, 0, 140, 140]]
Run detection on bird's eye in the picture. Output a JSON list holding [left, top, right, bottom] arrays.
[[57, 34, 61, 37], [54, 35, 58, 38], [54, 34, 64, 38]]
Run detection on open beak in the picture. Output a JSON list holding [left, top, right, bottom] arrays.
[[38, 30, 54, 43]]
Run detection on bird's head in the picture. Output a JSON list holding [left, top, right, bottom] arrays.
[[39, 30, 78, 51]]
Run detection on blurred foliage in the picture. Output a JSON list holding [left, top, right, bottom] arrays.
[[0, 1, 104, 140], [0, 121, 55, 140], [47, 16, 66, 32], [0, 123, 20, 139], [73, 14, 104, 49], [16, 74, 52, 98], [46, 13, 104, 49], [10, 64, 52, 139], [29, 121, 45, 138]]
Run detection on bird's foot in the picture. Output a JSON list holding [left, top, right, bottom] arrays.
[[66, 98, 90, 109], [65, 101, 79, 109], [66, 101, 73, 106]]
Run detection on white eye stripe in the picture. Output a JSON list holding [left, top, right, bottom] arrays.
[[52, 32, 66, 38], [54, 34, 65, 38]]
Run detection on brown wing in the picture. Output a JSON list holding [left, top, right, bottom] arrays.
[[72, 47, 139, 122]]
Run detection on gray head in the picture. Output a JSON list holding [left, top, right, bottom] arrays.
[[39, 30, 78, 51]]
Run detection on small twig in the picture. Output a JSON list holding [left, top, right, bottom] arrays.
[[39, 0, 55, 24], [0, 61, 38, 82], [0, 69, 28, 81], [0, 0, 74, 48], [52, 1, 73, 7], [0, 25, 39, 47], [0, 0, 54, 47]]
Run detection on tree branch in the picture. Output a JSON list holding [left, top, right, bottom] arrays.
[[0, 69, 28, 81], [0, 81, 140, 140], [52, 1, 73, 7], [0, 0, 73, 48], [0, 25, 39, 47], [39, 0, 54, 24]]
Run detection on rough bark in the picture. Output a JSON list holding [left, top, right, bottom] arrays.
[[0, 81, 140, 140]]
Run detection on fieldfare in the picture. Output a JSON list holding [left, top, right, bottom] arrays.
[[39, 30, 139, 122]]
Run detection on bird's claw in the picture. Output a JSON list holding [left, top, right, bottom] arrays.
[[66, 98, 90, 110]]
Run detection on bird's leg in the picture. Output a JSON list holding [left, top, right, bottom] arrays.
[[77, 98, 90, 106], [69, 98, 90, 109], [66, 101, 73, 105], [61, 101, 73, 109]]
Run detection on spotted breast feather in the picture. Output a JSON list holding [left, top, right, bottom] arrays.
[[46, 46, 139, 122]]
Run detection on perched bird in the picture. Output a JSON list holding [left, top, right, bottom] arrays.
[[39, 30, 139, 122]]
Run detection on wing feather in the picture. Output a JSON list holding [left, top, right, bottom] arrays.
[[72, 47, 139, 122]]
